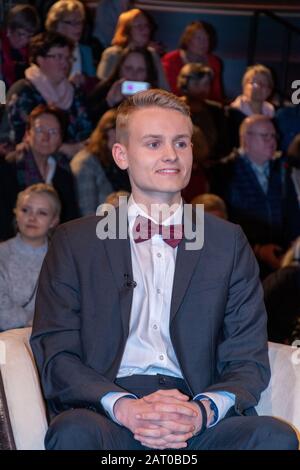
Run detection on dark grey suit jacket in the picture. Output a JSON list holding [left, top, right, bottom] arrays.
[[30, 209, 270, 418]]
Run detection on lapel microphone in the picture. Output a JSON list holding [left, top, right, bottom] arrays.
[[124, 274, 137, 288]]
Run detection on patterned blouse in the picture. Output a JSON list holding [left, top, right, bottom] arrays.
[[6, 79, 92, 144]]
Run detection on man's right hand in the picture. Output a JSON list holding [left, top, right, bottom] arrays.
[[114, 389, 200, 449]]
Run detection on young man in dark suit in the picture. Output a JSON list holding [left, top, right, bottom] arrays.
[[31, 89, 298, 450]]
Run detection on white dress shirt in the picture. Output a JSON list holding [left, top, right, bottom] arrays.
[[45, 156, 56, 184], [70, 44, 82, 78], [101, 197, 235, 425]]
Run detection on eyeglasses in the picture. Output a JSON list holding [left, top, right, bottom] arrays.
[[44, 53, 74, 63], [247, 81, 270, 89], [33, 126, 60, 137], [247, 131, 277, 140], [61, 20, 83, 27], [13, 29, 34, 39], [131, 22, 151, 31]]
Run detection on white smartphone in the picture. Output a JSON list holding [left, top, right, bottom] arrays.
[[121, 80, 150, 96]]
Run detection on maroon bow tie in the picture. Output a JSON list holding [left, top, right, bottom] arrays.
[[132, 215, 183, 248]]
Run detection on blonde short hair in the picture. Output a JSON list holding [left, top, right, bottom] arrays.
[[191, 193, 227, 219], [16, 183, 61, 217], [242, 64, 273, 90], [116, 88, 192, 143], [45, 0, 85, 32]]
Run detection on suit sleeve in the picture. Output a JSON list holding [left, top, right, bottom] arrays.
[[30, 225, 127, 416], [204, 225, 271, 413]]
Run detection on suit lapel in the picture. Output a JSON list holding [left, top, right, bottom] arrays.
[[170, 206, 204, 322], [102, 207, 134, 336]]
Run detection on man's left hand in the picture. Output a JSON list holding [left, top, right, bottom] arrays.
[[133, 390, 207, 449]]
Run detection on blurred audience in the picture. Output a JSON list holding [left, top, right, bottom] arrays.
[[0, 4, 40, 88], [191, 193, 228, 220], [0, 104, 78, 241], [263, 265, 300, 344], [3, 31, 92, 158], [45, 0, 96, 89], [87, 46, 158, 125], [275, 104, 300, 153], [99, 189, 131, 214], [105, 190, 130, 207], [0, 183, 60, 331], [283, 133, 300, 206], [93, 0, 132, 49], [71, 109, 130, 216], [211, 115, 300, 278], [178, 62, 228, 160], [96, 8, 168, 90], [281, 236, 300, 268], [228, 64, 275, 149], [162, 21, 223, 101], [181, 125, 209, 202]]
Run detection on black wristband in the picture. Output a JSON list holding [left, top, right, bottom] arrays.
[[192, 400, 207, 436]]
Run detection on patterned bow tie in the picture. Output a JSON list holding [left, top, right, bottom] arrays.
[[132, 215, 183, 248]]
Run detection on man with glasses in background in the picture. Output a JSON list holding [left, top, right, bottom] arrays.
[[0, 103, 78, 241], [212, 114, 300, 278]]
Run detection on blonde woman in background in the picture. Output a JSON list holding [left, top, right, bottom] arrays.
[[45, 0, 96, 88], [228, 64, 275, 149], [0, 183, 60, 331]]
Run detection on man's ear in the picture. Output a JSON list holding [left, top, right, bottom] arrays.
[[112, 143, 129, 170]]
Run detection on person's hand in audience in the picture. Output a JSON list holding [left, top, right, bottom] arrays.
[[14, 140, 30, 161], [0, 142, 13, 157], [70, 73, 86, 89], [254, 243, 283, 270], [148, 40, 166, 57], [106, 79, 125, 108], [59, 141, 86, 159]]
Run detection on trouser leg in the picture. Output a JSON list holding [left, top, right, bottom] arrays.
[[45, 408, 145, 450], [188, 415, 299, 450]]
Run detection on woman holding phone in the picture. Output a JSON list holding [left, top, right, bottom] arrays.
[[87, 46, 157, 125]]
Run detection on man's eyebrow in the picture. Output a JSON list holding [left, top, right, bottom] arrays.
[[173, 134, 191, 139], [141, 134, 191, 139], [142, 134, 163, 139]]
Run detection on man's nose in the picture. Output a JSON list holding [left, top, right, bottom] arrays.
[[162, 143, 178, 161]]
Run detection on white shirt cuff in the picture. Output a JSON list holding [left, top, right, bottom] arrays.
[[194, 391, 235, 427], [100, 392, 137, 425]]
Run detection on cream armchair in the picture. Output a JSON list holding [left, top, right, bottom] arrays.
[[0, 328, 299, 450], [0, 328, 47, 450]]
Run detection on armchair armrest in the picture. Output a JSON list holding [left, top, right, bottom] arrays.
[[0, 328, 48, 450]]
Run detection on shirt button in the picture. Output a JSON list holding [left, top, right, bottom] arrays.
[[153, 324, 158, 330], [159, 354, 164, 361], [157, 288, 161, 294], [157, 252, 162, 258]]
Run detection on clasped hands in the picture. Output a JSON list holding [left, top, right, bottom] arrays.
[[114, 389, 207, 450]]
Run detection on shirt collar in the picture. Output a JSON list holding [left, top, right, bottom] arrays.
[[128, 195, 183, 232], [240, 153, 270, 175]]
